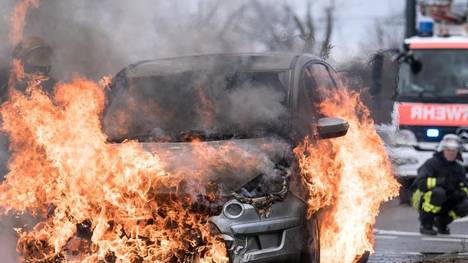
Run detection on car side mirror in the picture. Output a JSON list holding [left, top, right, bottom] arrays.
[[317, 117, 349, 139]]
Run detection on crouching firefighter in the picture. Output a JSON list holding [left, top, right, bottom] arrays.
[[411, 134, 468, 235]]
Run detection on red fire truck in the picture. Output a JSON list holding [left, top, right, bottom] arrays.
[[387, 0, 468, 200]]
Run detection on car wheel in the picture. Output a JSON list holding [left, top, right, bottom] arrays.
[[356, 251, 370, 263], [300, 217, 320, 263], [398, 177, 414, 205]]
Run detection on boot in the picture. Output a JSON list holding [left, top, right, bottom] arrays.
[[420, 224, 437, 235], [419, 210, 437, 235], [434, 216, 451, 235]]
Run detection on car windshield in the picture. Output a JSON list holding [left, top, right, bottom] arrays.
[[398, 49, 468, 102], [103, 69, 290, 142]]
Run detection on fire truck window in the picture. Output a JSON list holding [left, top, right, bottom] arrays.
[[398, 50, 468, 101]]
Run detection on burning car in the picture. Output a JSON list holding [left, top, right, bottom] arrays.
[[102, 53, 349, 263]]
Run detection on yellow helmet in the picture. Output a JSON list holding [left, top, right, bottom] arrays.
[[12, 36, 53, 67]]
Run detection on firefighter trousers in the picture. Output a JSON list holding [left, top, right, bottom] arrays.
[[412, 187, 468, 227]]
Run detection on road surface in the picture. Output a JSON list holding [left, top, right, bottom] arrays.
[[370, 199, 468, 262]]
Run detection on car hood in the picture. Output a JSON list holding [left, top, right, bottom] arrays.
[[137, 137, 291, 193]]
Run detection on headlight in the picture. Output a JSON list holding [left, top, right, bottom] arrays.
[[393, 129, 417, 147], [223, 201, 244, 219]]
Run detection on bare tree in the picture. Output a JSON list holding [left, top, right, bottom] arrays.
[[284, 0, 335, 58], [0, 0, 338, 79]]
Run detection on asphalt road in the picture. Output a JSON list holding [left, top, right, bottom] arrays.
[[370, 199, 468, 263]]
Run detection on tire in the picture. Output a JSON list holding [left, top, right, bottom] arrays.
[[398, 177, 415, 205], [300, 217, 320, 263], [356, 251, 370, 263]]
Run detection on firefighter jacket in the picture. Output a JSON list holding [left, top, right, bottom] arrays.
[[412, 151, 468, 195]]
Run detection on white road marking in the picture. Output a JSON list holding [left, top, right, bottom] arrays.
[[371, 251, 423, 256], [454, 217, 468, 223], [374, 229, 420, 237], [421, 237, 464, 242], [375, 235, 397, 239], [374, 229, 468, 239], [399, 252, 423, 255]]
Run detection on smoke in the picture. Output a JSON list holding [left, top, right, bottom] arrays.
[[0, 1, 318, 260], [224, 85, 287, 129], [0, 0, 287, 81], [102, 67, 289, 142]]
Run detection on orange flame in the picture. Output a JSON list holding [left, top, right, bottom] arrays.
[[0, 72, 399, 262], [8, 59, 25, 88], [294, 88, 399, 263], [9, 0, 40, 45], [0, 74, 228, 262], [4, 0, 398, 261], [195, 86, 215, 130]]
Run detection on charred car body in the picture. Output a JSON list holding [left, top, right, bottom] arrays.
[[104, 53, 348, 263]]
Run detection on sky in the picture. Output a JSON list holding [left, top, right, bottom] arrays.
[[289, 0, 406, 61], [0, 0, 407, 77], [184, 0, 407, 62]]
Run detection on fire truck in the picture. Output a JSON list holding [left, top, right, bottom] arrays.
[[385, 0, 468, 200]]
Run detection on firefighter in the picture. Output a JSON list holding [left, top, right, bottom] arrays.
[[411, 134, 468, 235], [0, 36, 55, 101]]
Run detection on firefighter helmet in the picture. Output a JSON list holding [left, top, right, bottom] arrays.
[[12, 36, 52, 67], [437, 134, 462, 152]]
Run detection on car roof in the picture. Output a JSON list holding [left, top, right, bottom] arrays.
[[124, 52, 311, 78]]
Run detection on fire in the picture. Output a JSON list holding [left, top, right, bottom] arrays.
[[3, 0, 398, 262], [8, 59, 25, 88], [0, 75, 228, 262], [0, 71, 398, 262], [9, 0, 40, 45], [294, 88, 399, 263]]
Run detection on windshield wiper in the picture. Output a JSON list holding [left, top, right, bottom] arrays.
[[176, 130, 250, 142], [107, 132, 171, 143], [108, 130, 251, 143]]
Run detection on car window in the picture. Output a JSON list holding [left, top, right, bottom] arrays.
[[104, 70, 291, 142], [304, 63, 336, 97], [296, 63, 337, 138]]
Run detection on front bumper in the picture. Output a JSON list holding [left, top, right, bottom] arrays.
[[210, 194, 308, 263]]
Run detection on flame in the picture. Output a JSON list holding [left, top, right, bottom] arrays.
[[3, 0, 398, 261], [9, 0, 40, 45], [0, 66, 398, 262], [195, 86, 215, 131], [0, 73, 228, 262], [99, 75, 113, 89], [294, 88, 399, 263], [8, 59, 25, 88]]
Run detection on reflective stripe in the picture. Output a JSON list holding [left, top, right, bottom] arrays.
[[449, 210, 460, 220], [412, 189, 423, 209], [462, 187, 468, 195], [427, 177, 437, 189], [422, 191, 442, 213]]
